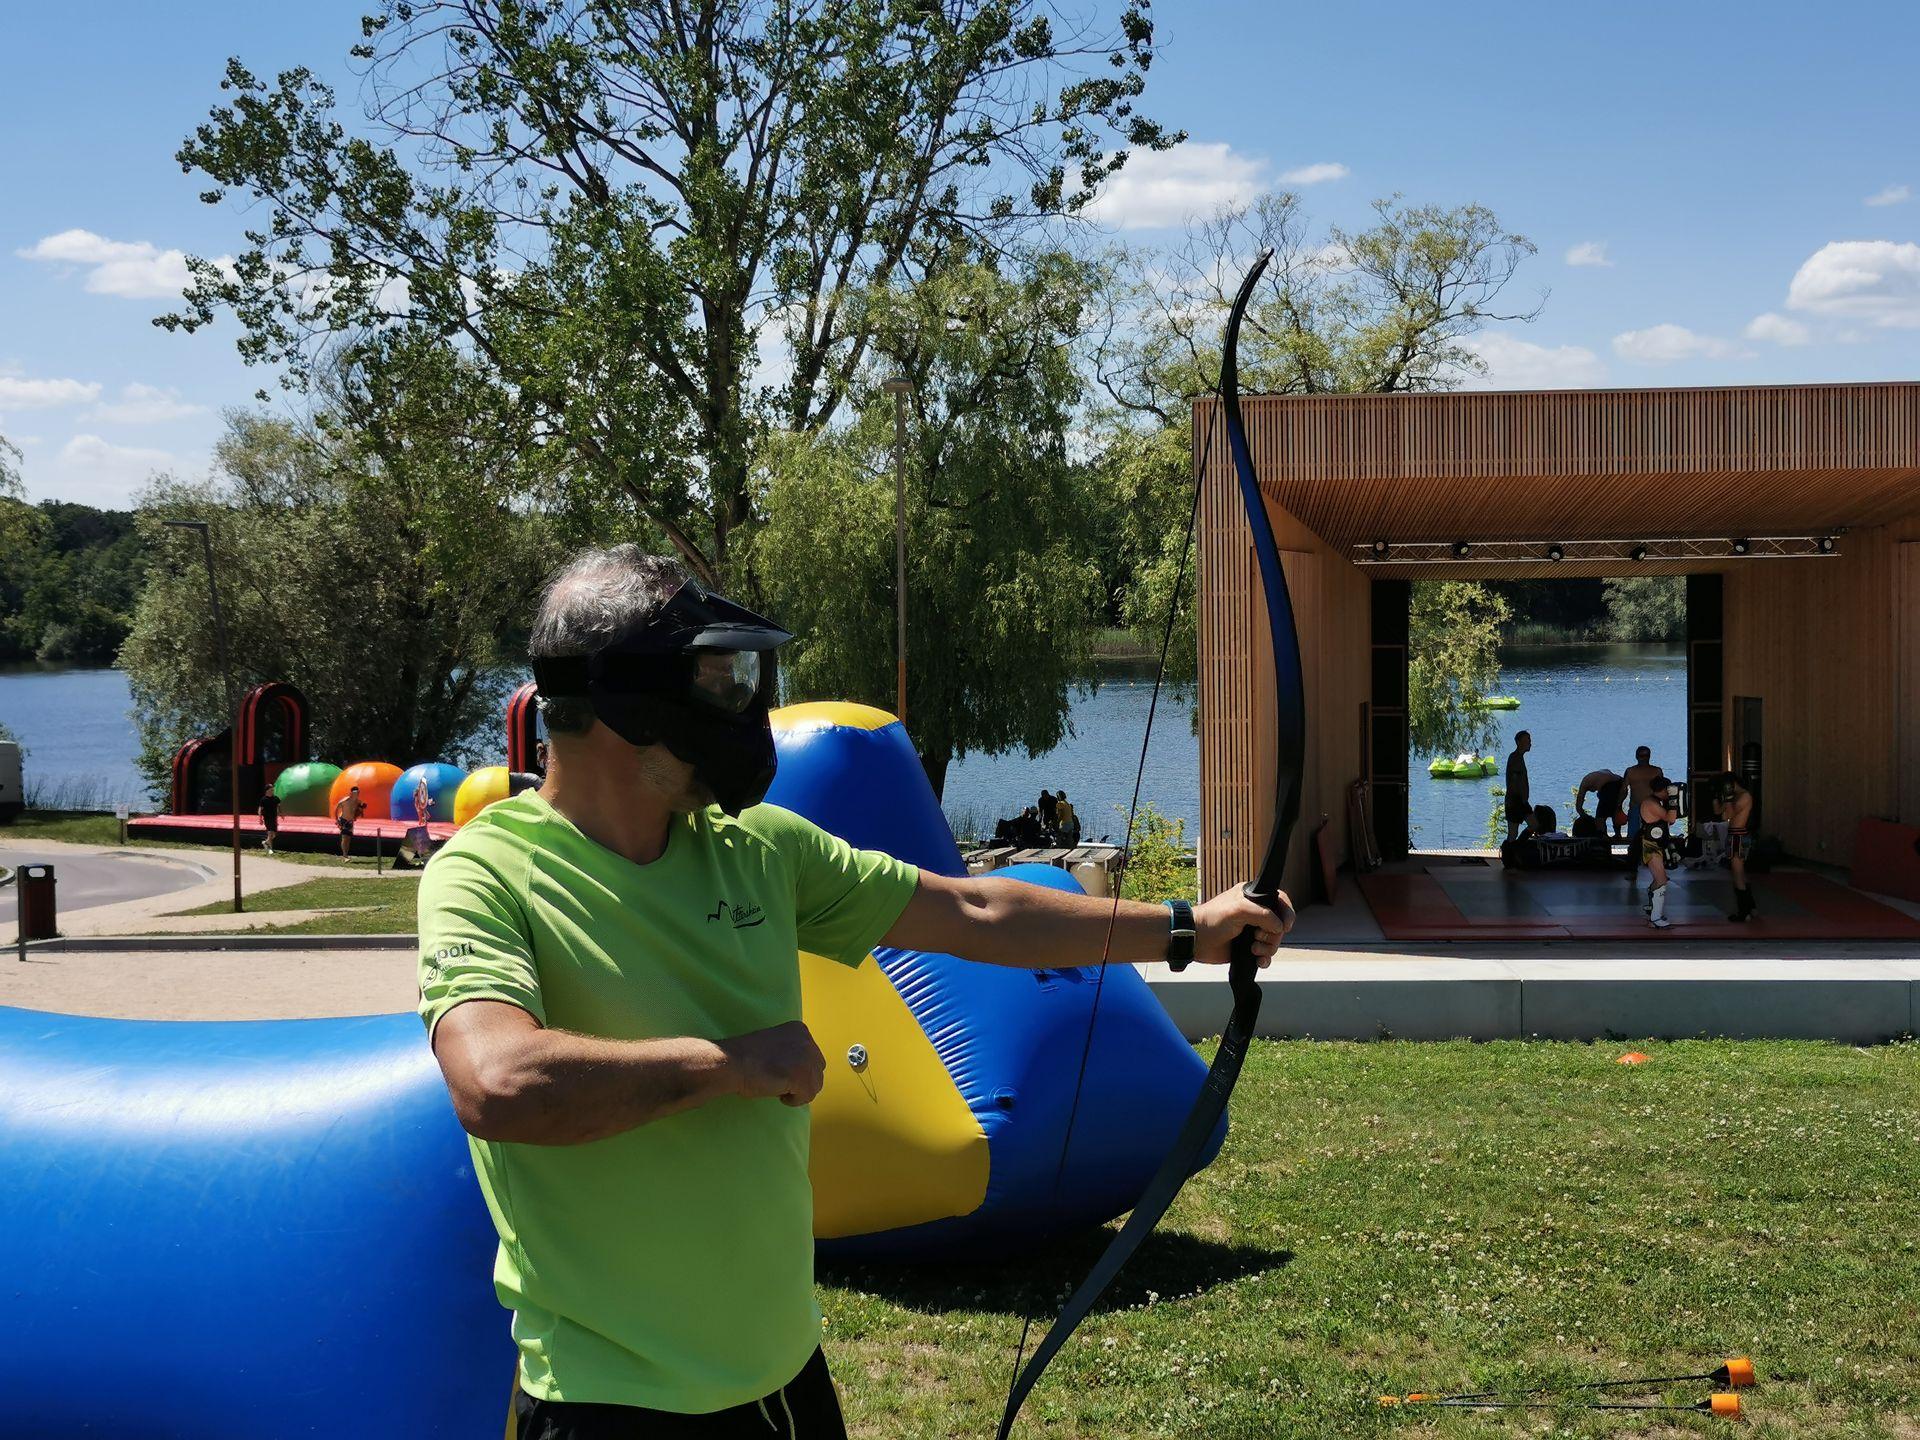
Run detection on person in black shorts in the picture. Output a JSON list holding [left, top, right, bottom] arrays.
[[514, 1347, 845, 1440], [334, 784, 364, 860], [257, 788, 281, 856]]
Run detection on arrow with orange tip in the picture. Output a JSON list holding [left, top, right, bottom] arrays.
[[1379, 1355, 1755, 1406], [1381, 1393, 1741, 1417]]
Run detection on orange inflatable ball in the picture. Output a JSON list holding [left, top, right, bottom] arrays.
[[329, 763, 404, 821], [454, 766, 512, 827]]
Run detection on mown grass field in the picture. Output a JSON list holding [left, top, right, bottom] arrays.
[[165, 872, 420, 934], [820, 1039, 1920, 1438]]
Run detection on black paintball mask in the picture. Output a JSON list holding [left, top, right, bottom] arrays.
[[530, 581, 793, 815]]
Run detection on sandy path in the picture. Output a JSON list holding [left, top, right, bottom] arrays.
[[0, 942, 420, 1020]]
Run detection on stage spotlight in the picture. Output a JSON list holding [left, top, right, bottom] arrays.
[[1731, 537, 1751, 555], [1452, 541, 1471, 558], [1546, 543, 1564, 562], [1630, 544, 1649, 562], [1371, 538, 1390, 558], [1817, 535, 1836, 553]]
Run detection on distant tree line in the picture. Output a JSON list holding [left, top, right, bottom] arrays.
[[0, 438, 147, 665], [1487, 577, 1686, 644]]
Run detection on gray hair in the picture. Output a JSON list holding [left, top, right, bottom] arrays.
[[529, 545, 688, 734]]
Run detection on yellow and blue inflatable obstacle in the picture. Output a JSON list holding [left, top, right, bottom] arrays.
[[768, 702, 1222, 1259]]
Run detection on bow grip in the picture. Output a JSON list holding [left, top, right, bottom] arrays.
[[1226, 881, 1281, 1009]]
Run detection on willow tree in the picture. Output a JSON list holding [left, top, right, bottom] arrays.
[[1089, 194, 1543, 689], [162, 0, 1177, 593]]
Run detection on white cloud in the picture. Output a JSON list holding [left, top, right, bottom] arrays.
[[1865, 183, 1911, 208], [86, 383, 208, 425], [1084, 141, 1267, 230], [1278, 161, 1349, 186], [1459, 333, 1607, 389], [1785, 240, 1920, 328], [18, 228, 205, 299], [1564, 241, 1613, 268], [45, 434, 188, 507], [1611, 323, 1742, 363], [1744, 312, 1811, 347], [0, 375, 101, 409]]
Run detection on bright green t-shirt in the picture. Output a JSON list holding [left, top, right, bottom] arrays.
[[416, 789, 918, 1413]]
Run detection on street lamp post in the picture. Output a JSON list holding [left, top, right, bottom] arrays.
[[163, 519, 243, 913], [882, 375, 915, 724]]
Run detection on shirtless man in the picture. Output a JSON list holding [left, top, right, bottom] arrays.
[[335, 784, 365, 860], [1714, 773, 1758, 922], [1575, 768, 1628, 838], [1638, 775, 1678, 928], [1504, 731, 1533, 842], [1621, 746, 1660, 876]]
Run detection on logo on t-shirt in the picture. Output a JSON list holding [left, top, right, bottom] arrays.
[[706, 897, 766, 929]]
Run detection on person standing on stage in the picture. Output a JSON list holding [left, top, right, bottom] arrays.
[[1714, 773, 1758, 922], [1504, 731, 1533, 842]]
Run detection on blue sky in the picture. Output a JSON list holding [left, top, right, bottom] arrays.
[[2, 1, 1915, 508]]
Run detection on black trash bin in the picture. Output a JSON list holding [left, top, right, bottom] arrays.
[[18, 863, 56, 941]]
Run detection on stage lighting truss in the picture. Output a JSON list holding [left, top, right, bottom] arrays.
[[1351, 535, 1842, 566]]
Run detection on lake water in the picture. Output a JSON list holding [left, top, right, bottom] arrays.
[[0, 644, 1684, 851], [1410, 644, 1687, 849]]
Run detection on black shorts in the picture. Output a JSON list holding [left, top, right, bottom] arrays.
[[336, 817, 354, 834], [513, 1349, 845, 1440], [1596, 780, 1623, 818]]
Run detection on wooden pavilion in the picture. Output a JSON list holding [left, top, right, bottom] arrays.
[[1195, 381, 1920, 902]]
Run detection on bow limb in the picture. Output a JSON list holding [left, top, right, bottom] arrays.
[[993, 248, 1298, 1438]]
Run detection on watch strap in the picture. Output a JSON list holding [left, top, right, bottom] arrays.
[[1164, 898, 1197, 971]]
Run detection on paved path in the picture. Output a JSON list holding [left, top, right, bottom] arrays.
[[0, 837, 387, 940], [0, 847, 209, 924]]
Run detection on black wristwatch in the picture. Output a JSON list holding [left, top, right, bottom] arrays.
[[1163, 898, 1197, 971]]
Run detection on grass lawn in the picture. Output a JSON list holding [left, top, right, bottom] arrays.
[[821, 1039, 1920, 1438], [166, 873, 420, 934]]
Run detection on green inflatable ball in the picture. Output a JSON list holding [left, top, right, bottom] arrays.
[[274, 761, 343, 817]]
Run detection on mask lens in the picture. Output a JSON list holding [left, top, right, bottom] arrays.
[[690, 650, 761, 713]]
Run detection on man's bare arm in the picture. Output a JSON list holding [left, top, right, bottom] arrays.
[[430, 999, 826, 1145], [882, 871, 1290, 970]]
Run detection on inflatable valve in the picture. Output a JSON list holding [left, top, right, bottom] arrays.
[[1718, 1357, 1756, 1388], [846, 1043, 869, 1072], [1708, 1392, 1741, 1417]]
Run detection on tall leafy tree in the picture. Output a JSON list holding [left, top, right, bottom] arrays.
[[120, 339, 564, 793], [1408, 580, 1510, 759], [163, 0, 1176, 589], [751, 258, 1102, 795]]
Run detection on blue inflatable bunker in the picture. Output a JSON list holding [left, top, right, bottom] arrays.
[[0, 1007, 510, 1436], [0, 701, 1224, 1429]]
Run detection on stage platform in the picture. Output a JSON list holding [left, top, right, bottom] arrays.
[[1355, 861, 1920, 942], [127, 813, 455, 858]]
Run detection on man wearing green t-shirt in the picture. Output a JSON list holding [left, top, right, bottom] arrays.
[[419, 546, 1290, 1440]]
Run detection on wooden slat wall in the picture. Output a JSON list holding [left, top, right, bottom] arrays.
[[1721, 514, 1920, 861], [1240, 383, 1920, 551], [1897, 539, 1920, 828], [1196, 413, 1371, 901]]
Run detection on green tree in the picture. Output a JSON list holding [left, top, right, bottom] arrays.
[[164, 0, 1175, 590], [1409, 580, 1510, 759], [1091, 194, 1541, 681], [1602, 576, 1684, 642], [119, 343, 564, 794], [1117, 802, 1193, 902], [751, 259, 1103, 796]]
